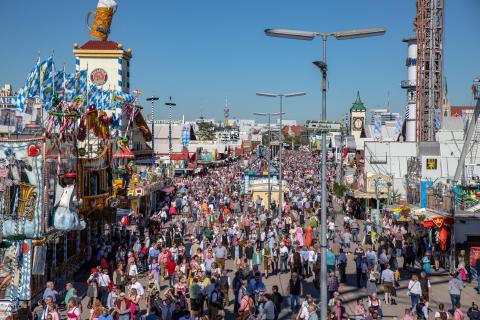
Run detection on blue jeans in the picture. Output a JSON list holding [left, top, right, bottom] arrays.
[[471, 268, 478, 281], [100, 286, 109, 307], [352, 230, 359, 243], [450, 294, 461, 310], [367, 258, 376, 267], [410, 293, 420, 311], [280, 256, 288, 272], [290, 294, 300, 313], [396, 248, 402, 258]]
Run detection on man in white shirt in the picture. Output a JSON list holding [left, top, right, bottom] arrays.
[[328, 221, 335, 240], [280, 244, 289, 273], [98, 269, 111, 307], [129, 276, 145, 297]]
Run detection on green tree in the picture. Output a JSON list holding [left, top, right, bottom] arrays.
[[197, 122, 216, 141]]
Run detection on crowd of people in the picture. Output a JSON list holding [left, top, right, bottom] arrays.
[[30, 149, 479, 320]]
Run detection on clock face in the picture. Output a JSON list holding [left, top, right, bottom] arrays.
[[354, 118, 363, 129], [90, 68, 108, 86]]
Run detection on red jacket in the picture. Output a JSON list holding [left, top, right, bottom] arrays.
[[115, 298, 131, 312], [166, 260, 176, 276]]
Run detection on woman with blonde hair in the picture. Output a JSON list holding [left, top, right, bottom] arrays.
[[407, 273, 422, 311], [128, 287, 140, 319], [89, 300, 103, 320]]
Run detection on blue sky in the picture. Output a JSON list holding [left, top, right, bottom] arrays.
[[1, 0, 479, 122]]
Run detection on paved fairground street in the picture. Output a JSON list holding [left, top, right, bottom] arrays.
[[1, 1, 480, 320]]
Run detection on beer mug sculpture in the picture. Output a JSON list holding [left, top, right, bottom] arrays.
[[86, 0, 117, 40]]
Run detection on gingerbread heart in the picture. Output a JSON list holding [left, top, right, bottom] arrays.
[[28, 144, 40, 157]]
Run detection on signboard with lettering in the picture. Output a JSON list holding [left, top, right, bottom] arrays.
[[316, 121, 341, 132]]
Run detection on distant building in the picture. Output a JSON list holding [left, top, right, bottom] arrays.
[[369, 108, 400, 125], [450, 105, 474, 118], [0, 84, 23, 134], [282, 125, 304, 138], [216, 126, 240, 143], [277, 119, 297, 126]]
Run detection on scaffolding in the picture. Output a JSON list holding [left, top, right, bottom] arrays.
[[415, 0, 445, 142]]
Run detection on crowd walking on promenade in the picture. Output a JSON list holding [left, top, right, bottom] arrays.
[[31, 149, 480, 320]]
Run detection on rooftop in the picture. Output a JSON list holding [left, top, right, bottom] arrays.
[[418, 142, 441, 156], [450, 105, 474, 117], [79, 40, 121, 50], [350, 91, 366, 112]]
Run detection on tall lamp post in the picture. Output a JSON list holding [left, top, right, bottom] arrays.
[[256, 92, 306, 217], [265, 27, 385, 320], [146, 96, 159, 162], [253, 111, 284, 213], [165, 97, 176, 175]]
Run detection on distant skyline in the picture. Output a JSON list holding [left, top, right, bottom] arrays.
[[0, 0, 479, 122]]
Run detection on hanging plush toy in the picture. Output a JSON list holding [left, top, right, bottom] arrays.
[[77, 116, 87, 142], [86, 105, 98, 130], [439, 226, 448, 252], [53, 184, 86, 231], [96, 111, 110, 139]]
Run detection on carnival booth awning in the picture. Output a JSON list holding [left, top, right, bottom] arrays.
[[411, 207, 453, 228], [411, 207, 453, 252], [384, 204, 412, 222]]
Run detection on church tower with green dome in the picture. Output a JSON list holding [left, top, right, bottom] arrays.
[[350, 91, 366, 139]]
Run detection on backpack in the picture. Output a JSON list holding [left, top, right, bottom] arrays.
[[416, 303, 426, 320], [210, 290, 224, 309], [293, 252, 301, 266]]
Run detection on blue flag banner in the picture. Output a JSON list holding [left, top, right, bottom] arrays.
[[434, 109, 442, 129], [374, 115, 382, 139], [39, 56, 54, 86], [24, 57, 41, 98], [182, 124, 191, 147], [394, 115, 402, 135], [12, 88, 26, 111]]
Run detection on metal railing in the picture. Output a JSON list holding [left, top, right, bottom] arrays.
[[401, 79, 416, 88]]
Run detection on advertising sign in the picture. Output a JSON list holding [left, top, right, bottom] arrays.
[[426, 158, 438, 170], [470, 245, 480, 268], [366, 174, 392, 194]]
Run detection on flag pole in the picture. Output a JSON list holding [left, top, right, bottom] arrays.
[[86, 63, 90, 158]]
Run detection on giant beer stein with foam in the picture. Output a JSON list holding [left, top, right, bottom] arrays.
[[86, 0, 117, 40]]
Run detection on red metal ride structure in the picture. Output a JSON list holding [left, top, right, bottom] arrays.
[[415, 0, 445, 142]]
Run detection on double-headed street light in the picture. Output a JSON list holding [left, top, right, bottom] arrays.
[[256, 92, 306, 218], [165, 97, 176, 175], [265, 27, 385, 320], [253, 111, 284, 213]]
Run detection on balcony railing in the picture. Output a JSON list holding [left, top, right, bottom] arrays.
[[401, 80, 416, 88]]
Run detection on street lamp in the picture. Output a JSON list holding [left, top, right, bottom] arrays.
[[165, 97, 176, 175], [265, 27, 385, 320], [146, 96, 159, 162], [253, 111, 284, 214], [256, 91, 306, 218]]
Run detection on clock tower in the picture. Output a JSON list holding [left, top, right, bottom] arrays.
[[350, 91, 366, 139]]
